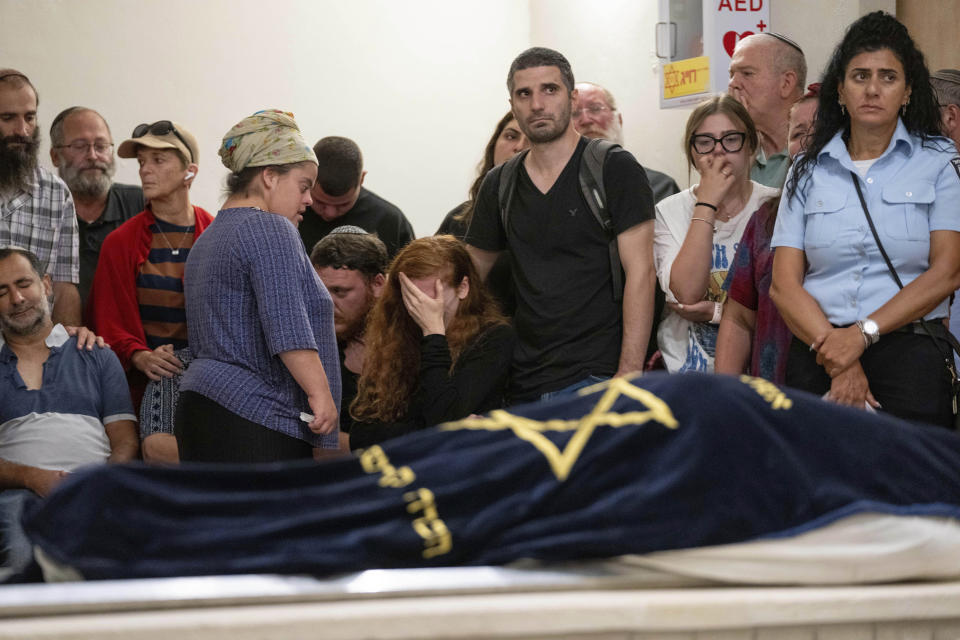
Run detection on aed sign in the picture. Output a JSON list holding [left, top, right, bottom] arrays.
[[711, 0, 770, 71]]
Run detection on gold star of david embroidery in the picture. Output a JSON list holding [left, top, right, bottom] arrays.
[[440, 377, 678, 482]]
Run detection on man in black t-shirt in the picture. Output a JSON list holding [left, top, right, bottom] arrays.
[[464, 48, 656, 404], [49, 107, 144, 309], [299, 136, 415, 258]]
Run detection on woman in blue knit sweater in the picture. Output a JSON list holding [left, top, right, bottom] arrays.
[[175, 110, 341, 462]]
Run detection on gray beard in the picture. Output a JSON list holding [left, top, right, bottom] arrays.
[[0, 130, 40, 195], [61, 166, 113, 199], [0, 294, 52, 338]]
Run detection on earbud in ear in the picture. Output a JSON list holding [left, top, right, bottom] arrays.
[[184, 171, 196, 180]]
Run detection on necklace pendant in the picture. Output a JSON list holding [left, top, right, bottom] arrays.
[[171, 249, 180, 256]]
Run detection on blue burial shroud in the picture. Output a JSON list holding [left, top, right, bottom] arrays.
[[22, 373, 960, 580]]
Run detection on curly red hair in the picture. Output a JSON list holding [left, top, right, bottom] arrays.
[[350, 235, 507, 423]]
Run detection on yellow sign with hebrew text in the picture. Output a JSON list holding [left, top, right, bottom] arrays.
[[663, 56, 711, 100]]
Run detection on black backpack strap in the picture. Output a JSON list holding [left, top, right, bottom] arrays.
[[579, 138, 624, 301], [497, 149, 530, 235]]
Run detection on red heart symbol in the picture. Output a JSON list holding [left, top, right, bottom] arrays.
[[723, 30, 754, 57]]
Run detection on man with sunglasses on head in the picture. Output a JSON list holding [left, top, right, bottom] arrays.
[[0, 69, 82, 326], [86, 120, 212, 412], [728, 33, 807, 188], [50, 107, 144, 308]]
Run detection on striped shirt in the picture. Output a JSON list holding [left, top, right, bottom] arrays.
[[137, 218, 194, 351]]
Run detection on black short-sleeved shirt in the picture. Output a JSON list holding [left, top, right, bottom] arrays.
[[464, 137, 654, 402], [77, 183, 144, 308], [299, 187, 415, 258]]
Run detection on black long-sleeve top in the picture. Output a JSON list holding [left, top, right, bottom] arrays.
[[349, 323, 515, 450]]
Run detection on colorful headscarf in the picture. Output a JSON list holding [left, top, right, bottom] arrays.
[[219, 109, 317, 173]]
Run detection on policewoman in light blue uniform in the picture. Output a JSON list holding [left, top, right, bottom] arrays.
[[770, 11, 960, 429]]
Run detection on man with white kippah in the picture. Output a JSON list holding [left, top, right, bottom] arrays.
[[309, 226, 387, 447], [0, 246, 137, 579]]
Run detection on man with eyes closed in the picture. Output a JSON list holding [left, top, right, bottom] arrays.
[[86, 121, 213, 411], [0, 247, 137, 579], [464, 47, 656, 403]]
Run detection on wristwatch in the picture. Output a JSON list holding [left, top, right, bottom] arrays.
[[857, 318, 880, 347]]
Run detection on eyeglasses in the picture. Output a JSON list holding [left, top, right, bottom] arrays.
[[691, 132, 746, 154], [573, 105, 614, 119], [131, 120, 194, 163], [55, 141, 114, 155]]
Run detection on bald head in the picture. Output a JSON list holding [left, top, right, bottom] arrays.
[[573, 82, 624, 145], [728, 33, 806, 150]]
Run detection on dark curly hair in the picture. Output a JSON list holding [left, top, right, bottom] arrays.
[[453, 110, 517, 228], [787, 11, 946, 201]]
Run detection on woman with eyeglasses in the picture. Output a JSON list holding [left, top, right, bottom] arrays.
[[653, 95, 779, 373], [175, 110, 341, 463], [86, 120, 212, 433], [770, 12, 960, 428]]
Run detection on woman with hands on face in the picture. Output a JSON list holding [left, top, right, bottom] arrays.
[[770, 12, 960, 428], [654, 95, 780, 373], [349, 236, 515, 450]]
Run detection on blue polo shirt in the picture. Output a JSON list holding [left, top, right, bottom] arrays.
[[772, 120, 960, 326], [0, 325, 136, 471]]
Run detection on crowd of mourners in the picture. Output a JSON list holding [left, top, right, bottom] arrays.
[[2, 10, 960, 578]]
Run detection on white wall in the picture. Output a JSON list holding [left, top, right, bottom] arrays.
[[0, 0, 528, 236], [1, 0, 887, 235], [529, 0, 693, 188]]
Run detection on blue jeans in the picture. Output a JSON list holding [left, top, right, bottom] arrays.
[[539, 375, 610, 402], [0, 489, 34, 580]]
